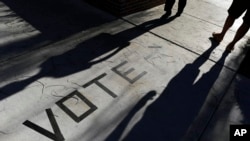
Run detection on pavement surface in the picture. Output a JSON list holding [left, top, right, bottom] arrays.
[[0, 0, 249, 141]]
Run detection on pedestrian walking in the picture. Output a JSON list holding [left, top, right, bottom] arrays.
[[212, 0, 250, 52], [162, 0, 187, 18]]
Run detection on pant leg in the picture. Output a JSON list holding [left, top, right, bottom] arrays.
[[228, 0, 247, 19], [164, 0, 175, 12], [177, 0, 187, 14]]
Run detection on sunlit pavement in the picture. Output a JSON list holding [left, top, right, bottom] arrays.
[[0, 0, 249, 141]]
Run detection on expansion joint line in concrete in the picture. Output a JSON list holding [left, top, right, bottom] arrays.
[[120, 16, 240, 141], [184, 12, 250, 39], [120, 17, 236, 72]]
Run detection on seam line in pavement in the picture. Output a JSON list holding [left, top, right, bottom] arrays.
[[121, 17, 236, 73], [181, 12, 249, 38]]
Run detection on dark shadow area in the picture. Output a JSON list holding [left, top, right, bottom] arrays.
[[235, 78, 250, 124], [0, 33, 127, 99], [105, 91, 157, 141], [0, 0, 116, 61], [106, 38, 229, 141], [0, 17, 177, 100], [84, 0, 165, 17], [1, 0, 115, 38]]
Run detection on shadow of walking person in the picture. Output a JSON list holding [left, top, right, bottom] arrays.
[[235, 78, 250, 124], [105, 91, 157, 141], [0, 33, 128, 99], [0, 17, 178, 100], [114, 38, 229, 141]]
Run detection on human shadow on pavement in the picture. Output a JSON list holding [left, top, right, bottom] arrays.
[[105, 91, 157, 141], [0, 17, 177, 100], [235, 79, 250, 124], [0, 33, 127, 99], [106, 38, 229, 141]]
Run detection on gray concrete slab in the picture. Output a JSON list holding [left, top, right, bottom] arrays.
[[123, 0, 249, 71], [0, 28, 236, 141]]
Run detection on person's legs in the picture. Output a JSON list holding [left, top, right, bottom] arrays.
[[212, 0, 246, 43], [212, 15, 235, 42], [226, 11, 250, 51], [226, 23, 249, 51], [176, 0, 187, 16], [164, 0, 175, 16]]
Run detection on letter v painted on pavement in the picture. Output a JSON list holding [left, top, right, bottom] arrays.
[[23, 108, 65, 141]]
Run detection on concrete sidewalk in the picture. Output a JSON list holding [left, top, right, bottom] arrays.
[[0, 0, 249, 141]]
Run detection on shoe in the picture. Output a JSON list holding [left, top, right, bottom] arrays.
[[225, 42, 235, 52], [212, 32, 223, 43], [160, 11, 171, 19], [175, 13, 181, 17]]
